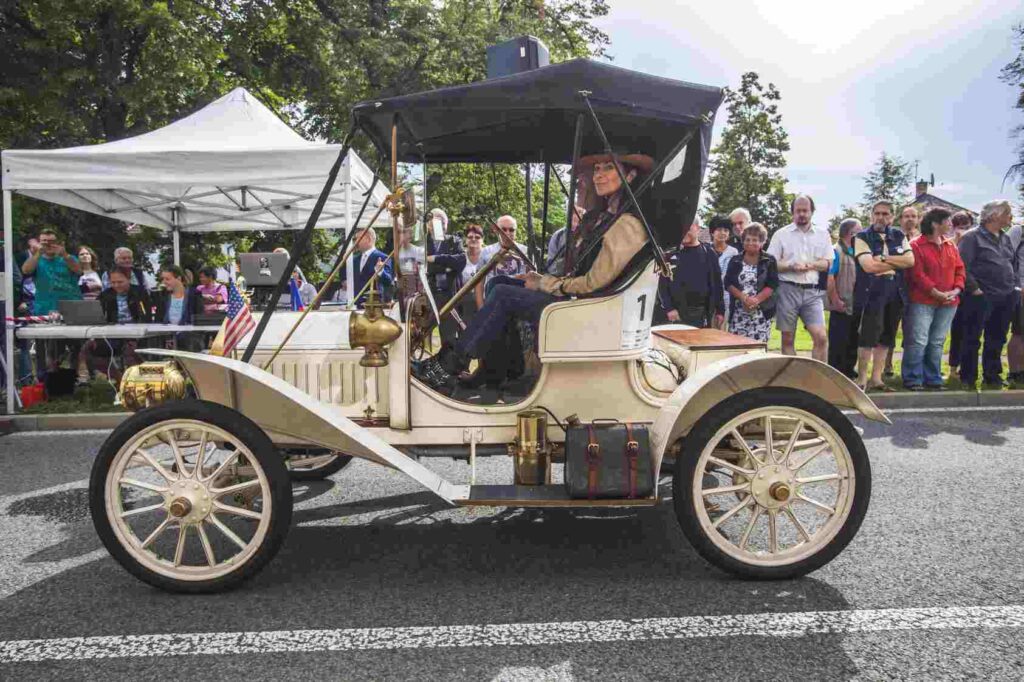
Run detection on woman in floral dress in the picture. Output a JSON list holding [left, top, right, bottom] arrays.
[[723, 223, 779, 342]]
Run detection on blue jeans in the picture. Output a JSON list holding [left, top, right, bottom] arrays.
[[901, 303, 957, 387], [456, 283, 557, 358]]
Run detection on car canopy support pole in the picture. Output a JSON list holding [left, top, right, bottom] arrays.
[[240, 123, 358, 364], [566, 114, 585, 233], [391, 115, 402, 286], [540, 163, 551, 271], [566, 127, 699, 277], [3, 190, 15, 415], [524, 163, 536, 264], [579, 92, 669, 275]]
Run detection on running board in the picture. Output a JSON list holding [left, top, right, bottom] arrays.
[[455, 485, 659, 508]]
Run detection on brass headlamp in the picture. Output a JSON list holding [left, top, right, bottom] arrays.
[[119, 361, 188, 411], [348, 288, 403, 367]]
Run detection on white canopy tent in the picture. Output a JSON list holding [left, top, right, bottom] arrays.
[[1, 87, 390, 413]]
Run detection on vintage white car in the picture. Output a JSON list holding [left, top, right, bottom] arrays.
[[88, 59, 889, 593]]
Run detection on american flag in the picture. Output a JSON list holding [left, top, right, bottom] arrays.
[[222, 281, 255, 355]]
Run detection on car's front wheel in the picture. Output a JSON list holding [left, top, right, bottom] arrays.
[[90, 401, 293, 593], [673, 388, 871, 580]]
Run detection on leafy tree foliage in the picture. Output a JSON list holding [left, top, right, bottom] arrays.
[[861, 152, 913, 208], [1001, 23, 1024, 206], [702, 72, 792, 233], [0, 0, 607, 279]]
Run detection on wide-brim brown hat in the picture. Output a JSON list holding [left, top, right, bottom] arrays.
[[575, 151, 655, 174]]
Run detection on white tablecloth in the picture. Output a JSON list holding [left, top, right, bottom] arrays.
[[15, 324, 222, 340]]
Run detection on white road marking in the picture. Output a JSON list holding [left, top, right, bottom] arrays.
[[2, 605, 1023, 663]]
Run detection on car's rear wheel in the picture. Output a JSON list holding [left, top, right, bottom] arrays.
[[673, 388, 870, 580], [90, 401, 292, 593]]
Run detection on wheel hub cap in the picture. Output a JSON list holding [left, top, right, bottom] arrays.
[[749, 464, 795, 510], [166, 479, 212, 524]]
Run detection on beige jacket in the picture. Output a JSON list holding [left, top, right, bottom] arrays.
[[540, 213, 647, 296]]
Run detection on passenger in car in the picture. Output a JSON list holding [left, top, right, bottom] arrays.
[[413, 151, 652, 394]]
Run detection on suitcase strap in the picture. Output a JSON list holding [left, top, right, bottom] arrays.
[[625, 422, 639, 499], [586, 424, 601, 499]]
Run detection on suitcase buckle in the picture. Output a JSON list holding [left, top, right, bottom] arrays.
[[587, 443, 601, 456], [626, 440, 639, 456]]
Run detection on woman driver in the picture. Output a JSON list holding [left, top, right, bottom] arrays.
[[413, 150, 653, 394]]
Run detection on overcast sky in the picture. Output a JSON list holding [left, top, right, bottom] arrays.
[[594, 0, 1023, 222]]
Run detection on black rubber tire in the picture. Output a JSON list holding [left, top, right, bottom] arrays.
[[283, 448, 354, 481], [89, 400, 293, 593], [673, 387, 871, 580]]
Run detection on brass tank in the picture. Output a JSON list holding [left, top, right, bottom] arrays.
[[119, 361, 188, 411], [510, 410, 552, 486]]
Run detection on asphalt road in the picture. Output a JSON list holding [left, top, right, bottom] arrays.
[[2, 408, 1024, 680]]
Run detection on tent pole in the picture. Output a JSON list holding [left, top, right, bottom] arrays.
[[540, 163, 551, 271], [4, 191, 15, 414], [241, 124, 358, 364], [172, 227, 181, 266]]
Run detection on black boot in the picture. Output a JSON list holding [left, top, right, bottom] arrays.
[[412, 345, 468, 395]]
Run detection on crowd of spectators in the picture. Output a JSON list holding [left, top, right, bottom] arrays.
[[7, 192, 1020, 398], [676, 196, 1021, 392], [6, 229, 228, 388]]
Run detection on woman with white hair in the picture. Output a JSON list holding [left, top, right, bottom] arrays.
[[956, 200, 1018, 390]]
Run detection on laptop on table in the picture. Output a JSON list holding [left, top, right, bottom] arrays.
[[58, 300, 107, 325]]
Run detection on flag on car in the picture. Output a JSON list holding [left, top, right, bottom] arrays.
[[289, 278, 305, 311], [213, 281, 255, 356]]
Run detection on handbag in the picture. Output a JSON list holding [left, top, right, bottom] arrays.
[[564, 420, 654, 499]]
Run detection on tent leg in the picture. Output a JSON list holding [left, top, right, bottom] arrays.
[[172, 228, 181, 266], [4, 191, 15, 415]]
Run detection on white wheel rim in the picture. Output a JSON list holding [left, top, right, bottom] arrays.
[[692, 407, 855, 567], [105, 419, 273, 582]]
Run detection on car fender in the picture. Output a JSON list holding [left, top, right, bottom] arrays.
[[138, 349, 466, 504], [650, 353, 889, 464]]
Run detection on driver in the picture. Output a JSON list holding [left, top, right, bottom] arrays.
[[413, 150, 653, 393]]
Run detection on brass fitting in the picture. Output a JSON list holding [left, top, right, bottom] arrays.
[[769, 482, 792, 502], [511, 410, 551, 486], [349, 288, 403, 367], [169, 498, 192, 518], [119, 361, 187, 411]]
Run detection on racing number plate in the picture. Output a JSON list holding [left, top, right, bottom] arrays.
[[620, 291, 653, 350]]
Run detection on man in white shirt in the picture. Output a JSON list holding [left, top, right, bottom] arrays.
[[766, 195, 833, 361], [476, 215, 527, 308]]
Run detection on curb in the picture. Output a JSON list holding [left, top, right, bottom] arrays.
[[0, 412, 129, 433], [5, 390, 1024, 433]]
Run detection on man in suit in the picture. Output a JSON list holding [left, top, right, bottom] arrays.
[[425, 208, 467, 344], [345, 228, 394, 306]]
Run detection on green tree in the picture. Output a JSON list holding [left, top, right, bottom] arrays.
[[1, 1, 609, 277], [702, 72, 792, 232], [861, 152, 914, 208], [826, 205, 867, 239], [1002, 23, 1024, 183]]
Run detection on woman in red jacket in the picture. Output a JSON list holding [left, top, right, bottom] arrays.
[[902, 208, 966, 390]]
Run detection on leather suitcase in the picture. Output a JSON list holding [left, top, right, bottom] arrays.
[[564, 422, 654, 499]]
